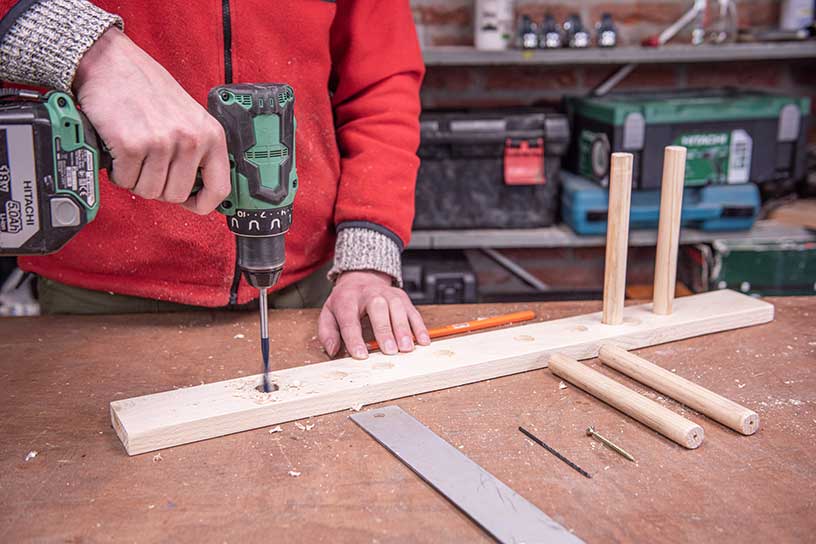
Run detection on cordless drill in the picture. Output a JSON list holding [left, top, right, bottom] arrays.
[[0, 84, 298, 391]]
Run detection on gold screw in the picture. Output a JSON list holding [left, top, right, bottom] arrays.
[[586, 426, 636, 463]]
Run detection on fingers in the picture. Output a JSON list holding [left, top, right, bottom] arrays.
[[109, 143, 144, 190], [335, 299, 368, 360], [387, 296, 415, 352], [132, 143, 171, 200], [367, 295, 399, 356], [161, 130, 204, 204], [182, 119, 230, 215], [318, 307, 341, 357], [407, 304, 431, 346]]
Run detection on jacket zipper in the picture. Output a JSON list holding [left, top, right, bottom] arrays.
[[222, 0, 241, 305]]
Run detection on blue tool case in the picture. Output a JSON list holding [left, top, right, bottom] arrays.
[[561, 171, 760, 235]]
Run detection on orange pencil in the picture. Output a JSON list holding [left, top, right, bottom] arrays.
[[365, 310, 536, 352]]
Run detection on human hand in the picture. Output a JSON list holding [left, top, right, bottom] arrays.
[[73, 28, 230, 214], [318, 271, 430, 360]]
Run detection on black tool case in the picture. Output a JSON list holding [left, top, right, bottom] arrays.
[[414, 109, 570, 229], [402, 250, 477, 305]]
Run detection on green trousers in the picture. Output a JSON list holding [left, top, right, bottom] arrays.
[[37, 262, 333, 315]]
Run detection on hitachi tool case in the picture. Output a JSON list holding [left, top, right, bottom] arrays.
[[414, 109, 570, 229], [566, 89, 809, 189]]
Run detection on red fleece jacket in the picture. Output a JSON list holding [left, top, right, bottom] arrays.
[[3, 0, 424, 306]]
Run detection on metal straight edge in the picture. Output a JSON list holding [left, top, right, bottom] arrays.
[[351, 406, 584, 544]]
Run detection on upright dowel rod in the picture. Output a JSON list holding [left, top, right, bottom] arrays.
[[653, 146, 687, 315], [602, 153, 633, 325], [599, 345, 759, 435]]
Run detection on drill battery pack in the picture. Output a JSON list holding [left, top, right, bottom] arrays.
[[565, 89, 809, 190], [0, 91, 101, 255]]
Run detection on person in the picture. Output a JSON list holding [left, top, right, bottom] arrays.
[[0, 0, 430, 359]]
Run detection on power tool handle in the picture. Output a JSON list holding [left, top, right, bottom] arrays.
[[95, 135, 204, 196]]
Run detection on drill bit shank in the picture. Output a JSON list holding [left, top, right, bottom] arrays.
[[259, 288, 271, 393]]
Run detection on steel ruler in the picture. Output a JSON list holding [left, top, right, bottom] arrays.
[[351, 406, 583, 544]]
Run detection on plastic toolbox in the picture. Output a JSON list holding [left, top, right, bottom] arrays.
[[561, 171, 760, 235], [414, 109, 570, 229], [566, 89, 809, 190]]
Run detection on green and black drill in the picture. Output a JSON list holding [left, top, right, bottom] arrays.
[[0, 84, 298, 392]]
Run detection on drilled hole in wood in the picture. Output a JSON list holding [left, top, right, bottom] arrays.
[[255, 383, 279, 393]]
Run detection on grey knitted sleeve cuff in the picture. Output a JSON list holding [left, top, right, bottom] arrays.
[[0, 0, 123, 92], [328, 227, 404, 287]]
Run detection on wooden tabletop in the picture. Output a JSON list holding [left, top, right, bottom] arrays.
[[1, 298, 814, 543]]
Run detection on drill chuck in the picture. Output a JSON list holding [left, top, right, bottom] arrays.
[[236, 234, 285, 289]]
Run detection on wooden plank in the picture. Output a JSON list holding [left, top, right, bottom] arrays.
[[653, 146, 686, 315], [110, 289, 773, 455], [602, 153, 633, 325], [770, 199, 816, 230]]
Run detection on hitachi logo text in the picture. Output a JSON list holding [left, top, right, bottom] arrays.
[[23, 178, 36, 226], [680, 133, 727, 147]]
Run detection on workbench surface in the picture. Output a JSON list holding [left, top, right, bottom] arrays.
[[1, 298, 814, 543]]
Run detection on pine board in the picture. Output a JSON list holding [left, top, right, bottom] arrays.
[[111, 289, 773, 455]]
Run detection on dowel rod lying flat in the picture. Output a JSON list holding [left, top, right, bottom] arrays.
[[653, 146, 687, 315], [599, 345, 759, 435], [602, 152, 634, 325], [548, 353, 704, 449]]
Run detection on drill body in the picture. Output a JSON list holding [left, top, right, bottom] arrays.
[[0, 84, 299, 292], [209, 83, 298, 291]]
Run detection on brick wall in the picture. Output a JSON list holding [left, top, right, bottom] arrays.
[[413, 0, 816, 140]]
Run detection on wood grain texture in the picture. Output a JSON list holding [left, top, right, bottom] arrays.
[[110, 289, 772, 455], [549, 353, 705, 449], [653, 146, 687, 315], [599, 344, 759, 435], [2, 298, 813, 543], [769, 199, 816, 230], [602, 152, 634, 325]]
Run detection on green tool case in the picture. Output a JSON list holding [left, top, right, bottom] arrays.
[[566, 89, 810, 189]]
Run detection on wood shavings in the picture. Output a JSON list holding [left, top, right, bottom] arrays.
[[294, 422, 315, 431], [350, 403, 363, 412], [233, 333, 245, 339], [288, 470, 301, 477], [268, 425, 283, 434], [152, 453, 163, 463], [24, 450, 37, 462], [558, 381, 568, 390]]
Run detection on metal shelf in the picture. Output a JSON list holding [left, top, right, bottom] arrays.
[[408, 220, 816, 250], [422, 42, 816, 66]]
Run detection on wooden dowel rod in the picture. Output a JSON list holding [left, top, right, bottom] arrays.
[[653, 146, 687, 315], [599, 345, 759, 435], [602, 152, 633, 325], [548, 353, 704, 449]]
